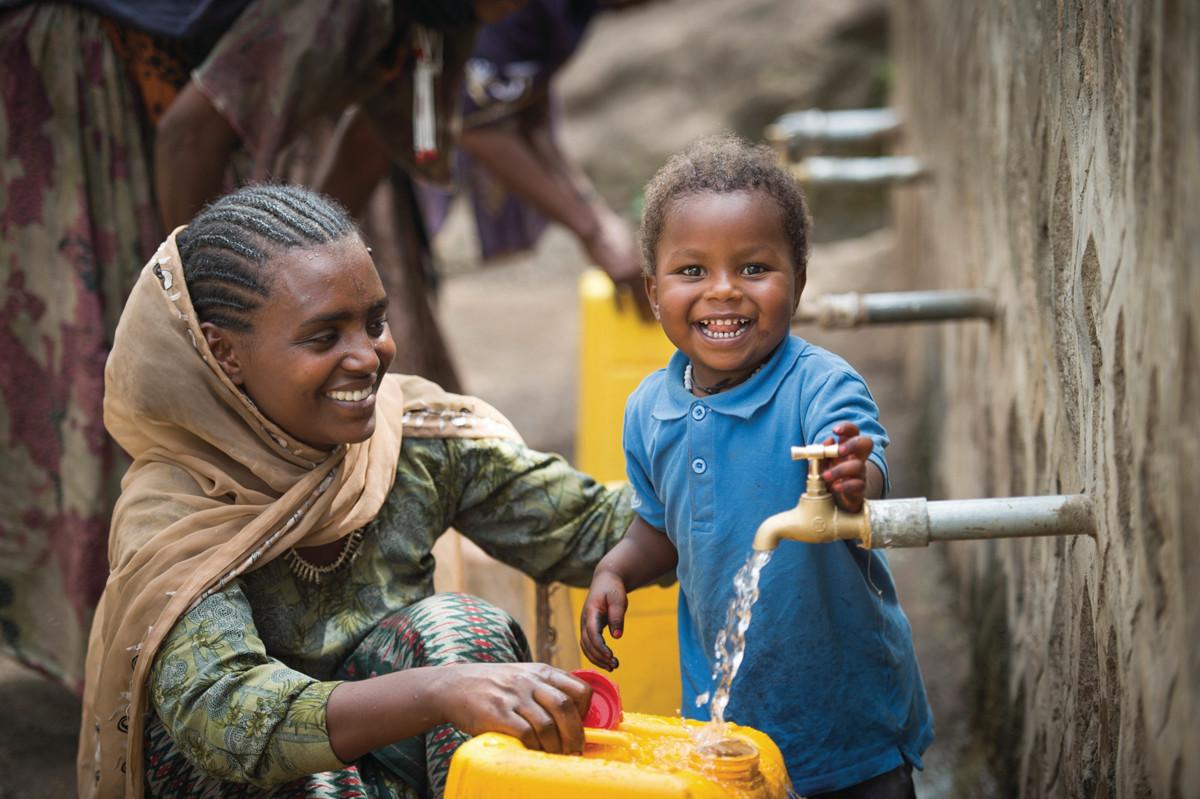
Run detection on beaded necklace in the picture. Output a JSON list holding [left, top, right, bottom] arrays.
[[683, 362, 765, 396], [285, 529, 364, 584]]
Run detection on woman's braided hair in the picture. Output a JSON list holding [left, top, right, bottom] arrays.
[[176, 184, 360, 332], [639, 134, 811, 278]]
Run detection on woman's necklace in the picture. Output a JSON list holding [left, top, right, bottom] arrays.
[[684, 362, 765, 395], [285, 529, 364, 584]]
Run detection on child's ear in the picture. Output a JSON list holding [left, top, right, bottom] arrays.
[[201, 322, 245, 385], [644, 274, 660, 320], [792, 271, 807, 311]]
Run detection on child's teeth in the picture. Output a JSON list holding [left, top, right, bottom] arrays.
[[701, 319, 748, 338]]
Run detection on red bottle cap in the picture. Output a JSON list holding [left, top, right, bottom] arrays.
[[571, 669, 623, 729]]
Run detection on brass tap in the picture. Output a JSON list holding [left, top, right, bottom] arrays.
[[752, 444, 870, 551]]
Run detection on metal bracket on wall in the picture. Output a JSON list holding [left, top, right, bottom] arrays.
[[766, 108, 902, 156], [789, 155, 927, 187], [765, 107, 923, 187]]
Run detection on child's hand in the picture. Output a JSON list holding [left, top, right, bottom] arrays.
[[579, 570, 627, 672], [820, 422, 874, 512]]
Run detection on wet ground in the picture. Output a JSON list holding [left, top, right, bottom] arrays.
[[0, 1, 997, 795]]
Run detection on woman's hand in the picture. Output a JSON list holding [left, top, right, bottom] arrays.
[[820, 422, 876, 512], [328, 662, 590, 761], [431, 663, 591, 754], [579, 569, 628, 672]]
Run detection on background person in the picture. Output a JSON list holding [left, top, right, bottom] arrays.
[[0, 0, 243, 690], [154, 0, 528, 393], [417, 0, 654, 315]]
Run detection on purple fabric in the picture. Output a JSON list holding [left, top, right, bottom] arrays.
[[422, 0, 597, 261], [461, 0, 596, 119]]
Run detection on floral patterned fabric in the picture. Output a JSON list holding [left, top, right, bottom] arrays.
[[147, 435, 633, 796], [145, 593, 529, 799], [0, 4, 162, 689]]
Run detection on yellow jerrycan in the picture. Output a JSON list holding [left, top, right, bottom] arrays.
[[444, 712, 790, 799], [570, 269, 681, 715]]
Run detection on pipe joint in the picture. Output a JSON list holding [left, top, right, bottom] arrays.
[[861, 498, 930, 548]]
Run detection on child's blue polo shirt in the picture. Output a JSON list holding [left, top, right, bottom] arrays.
[[623, 335, 933, 794]]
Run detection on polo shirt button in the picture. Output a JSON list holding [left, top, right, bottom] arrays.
[[691, 405, 707, 421], [691, 457, 707, 474]]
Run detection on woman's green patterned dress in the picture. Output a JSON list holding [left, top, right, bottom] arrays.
[[144, 436, 634, 798]]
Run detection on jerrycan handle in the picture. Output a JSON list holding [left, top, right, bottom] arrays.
[[583, 728, 632, 748]]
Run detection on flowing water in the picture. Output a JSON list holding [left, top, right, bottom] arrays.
[[692, 549, 774, 747]]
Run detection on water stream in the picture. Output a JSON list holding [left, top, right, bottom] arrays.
[[693, 549, 774, 747]]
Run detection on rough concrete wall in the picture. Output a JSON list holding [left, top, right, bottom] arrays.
[[889, 2, 1199, 796]]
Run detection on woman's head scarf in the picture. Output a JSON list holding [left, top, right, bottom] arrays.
[[78, 230, 517, 797]]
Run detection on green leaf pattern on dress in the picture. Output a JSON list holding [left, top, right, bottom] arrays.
[[148, 436, 633, 789]]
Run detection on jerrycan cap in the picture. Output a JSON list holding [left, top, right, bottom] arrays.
[[571, 669, 623, 729]]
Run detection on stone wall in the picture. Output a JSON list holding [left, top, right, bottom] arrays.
[[888, 2, 1198, 795]]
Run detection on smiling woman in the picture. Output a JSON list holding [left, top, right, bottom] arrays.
[[205, 238, 394, 449], [79, 184, 635, 799], [177, 188, 396, 450]]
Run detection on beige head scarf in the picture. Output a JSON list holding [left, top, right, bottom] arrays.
[[78, 230, 518, 798]]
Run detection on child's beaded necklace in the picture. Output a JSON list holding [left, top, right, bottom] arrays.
[[683, 340, 783, 395], [683, 361, 766, 395]]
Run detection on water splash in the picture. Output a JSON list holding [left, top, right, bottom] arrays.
[[694, 549, 773, 745]]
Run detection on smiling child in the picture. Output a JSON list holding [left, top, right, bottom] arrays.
[[580, 135, 933, 797]]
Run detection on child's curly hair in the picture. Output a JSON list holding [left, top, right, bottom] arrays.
[[639, 134, 811, 278]]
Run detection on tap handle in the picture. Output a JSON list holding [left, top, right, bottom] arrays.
[[791, 444, 840, 462], [791, 444, 839, 493]]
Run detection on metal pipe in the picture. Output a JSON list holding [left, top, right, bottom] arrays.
[[765, 108, 902, 148], [792, 290, 997, 328], [865, 495, 1096, 549], [790, 155, 926, 187]]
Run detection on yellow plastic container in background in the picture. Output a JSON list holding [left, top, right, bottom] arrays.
[[445, 712, 790, 799], [571, 269, 681, 716]]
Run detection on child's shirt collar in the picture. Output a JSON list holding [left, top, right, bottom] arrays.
[[651, 336, 805, 421]]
